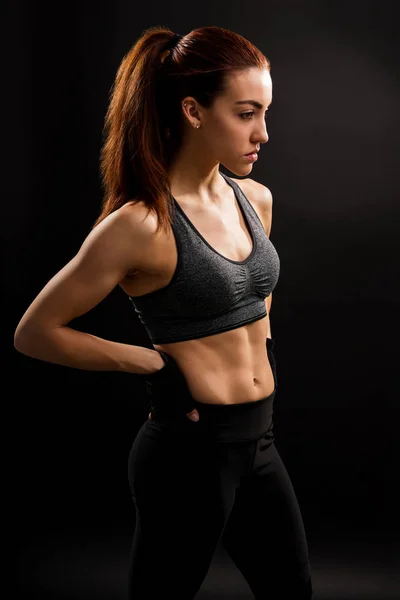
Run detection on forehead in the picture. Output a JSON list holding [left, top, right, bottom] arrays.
[[224, 68, 272, 107]]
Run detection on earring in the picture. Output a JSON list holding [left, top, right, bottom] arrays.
[[183, 102, 200, 128]]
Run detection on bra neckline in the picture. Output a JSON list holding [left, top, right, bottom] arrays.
[[171, 173, 257, 265]]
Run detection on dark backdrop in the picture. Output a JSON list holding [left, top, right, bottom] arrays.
[[5, 1, 399, 598]]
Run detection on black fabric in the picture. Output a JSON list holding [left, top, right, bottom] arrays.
[[127, 357, 314, 598]]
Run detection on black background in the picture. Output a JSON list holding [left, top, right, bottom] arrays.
[[5, 1, 399, 598]]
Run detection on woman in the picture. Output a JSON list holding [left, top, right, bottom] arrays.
[[14, 25, 314, 599]]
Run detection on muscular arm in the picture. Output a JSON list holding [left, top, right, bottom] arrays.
[[265, 293, 272, 339], [247, 178, 274, 339], [13, 205, 161, 375]]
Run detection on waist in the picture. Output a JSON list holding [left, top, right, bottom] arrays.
[[153, 316, 273, 403], [150, 387, 276, 442]]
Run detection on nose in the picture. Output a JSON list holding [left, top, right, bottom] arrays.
[[252, 122, 269, 146]]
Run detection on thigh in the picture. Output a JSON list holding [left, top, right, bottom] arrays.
[[127, 422, 238, 599], [221, 442, 314, 599]]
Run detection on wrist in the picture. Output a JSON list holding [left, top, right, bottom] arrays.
[[146, 349, 168, 375]]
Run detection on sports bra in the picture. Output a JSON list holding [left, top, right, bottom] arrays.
[[129, 172, 280, 344]]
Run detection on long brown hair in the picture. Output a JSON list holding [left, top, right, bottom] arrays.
[[93, 25, 270, 234]]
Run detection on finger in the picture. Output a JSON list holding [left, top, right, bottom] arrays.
[[148, 412, 152, 420], [186, 409, 199, 422]]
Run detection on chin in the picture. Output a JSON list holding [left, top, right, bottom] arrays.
[[221, 162, 253, 177]]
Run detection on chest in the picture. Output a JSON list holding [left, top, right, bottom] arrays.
[[120, 179, 265, 297], [175, 183, 258, 263]]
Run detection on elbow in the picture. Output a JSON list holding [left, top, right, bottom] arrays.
[[14, 324, 32, 354], [14, 321, 43, 356]]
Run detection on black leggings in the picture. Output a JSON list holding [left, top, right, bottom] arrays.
[[127, 339, 314, 599]]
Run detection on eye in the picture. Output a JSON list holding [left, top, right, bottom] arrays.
[[240, 112, 254, 119], [240, 111, 268, 120]]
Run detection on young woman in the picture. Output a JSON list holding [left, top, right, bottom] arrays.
[[14, 25, 315, 599]]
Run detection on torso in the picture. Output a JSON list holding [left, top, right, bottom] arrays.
[[119, 177, 275, 405]]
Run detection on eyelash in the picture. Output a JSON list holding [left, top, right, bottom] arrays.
[[240, 111, 268, 120]]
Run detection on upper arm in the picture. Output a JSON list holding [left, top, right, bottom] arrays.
[[15, 205, 149, 337], [245, 179, 274, 317]]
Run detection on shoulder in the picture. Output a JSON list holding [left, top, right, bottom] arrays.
[[86, 200, 159, 274], [231, 177, 273, 236], [232, 177, 273, 208], [117, 199, 157, 228], [104, 199, 160, 243]]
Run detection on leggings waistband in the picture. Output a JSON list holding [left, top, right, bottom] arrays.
[[151, 387, 276, 442]]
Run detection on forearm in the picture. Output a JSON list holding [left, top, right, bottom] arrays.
[[265, 313, 272, 339], [14, 324, 158, 375], [265, 293, 272, 338]]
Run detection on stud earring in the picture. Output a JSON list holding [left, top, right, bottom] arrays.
[[182, 103, 200, 127]]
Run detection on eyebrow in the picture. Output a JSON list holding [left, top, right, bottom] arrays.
[[234, 100, 272, 110]]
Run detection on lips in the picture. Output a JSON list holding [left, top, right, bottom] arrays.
[[245, 151, 258, 156]]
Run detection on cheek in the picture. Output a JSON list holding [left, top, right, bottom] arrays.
[[212, 114, 236, 135], [215, 119, 243, 145]]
